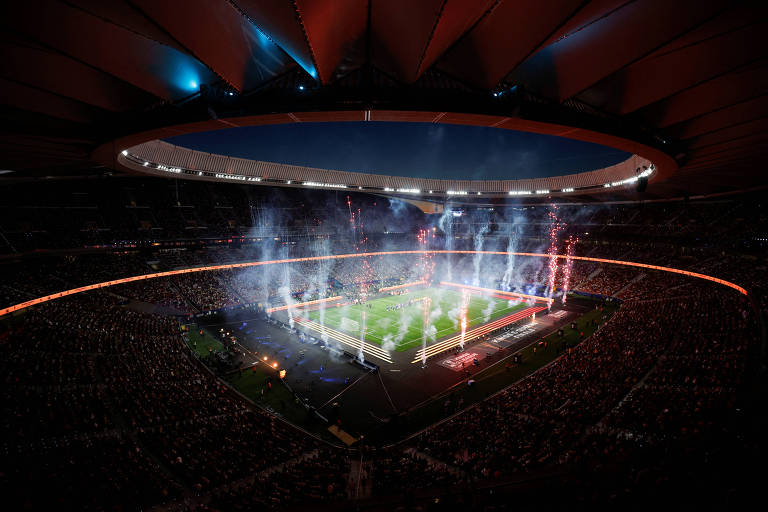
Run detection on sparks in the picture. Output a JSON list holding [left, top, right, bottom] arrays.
[[417, 228, 435, 283], [421, 296, 432, 366], [343, 196, 378, 356], [545, 207, 564, 309], [358, 310, 366, 363], [459, 289, 469, 350], [561, 235, 578, 304]]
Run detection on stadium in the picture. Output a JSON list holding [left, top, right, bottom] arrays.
[[0, 1, 766, 511]]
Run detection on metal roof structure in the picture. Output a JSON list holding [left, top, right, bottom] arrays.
[[120, 128, 654, 200], [1, 0, 766, 199]]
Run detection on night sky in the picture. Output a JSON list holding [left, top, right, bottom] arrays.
[[166, 122, 630, 180]]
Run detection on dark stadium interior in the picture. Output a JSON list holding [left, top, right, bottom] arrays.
[[1, 1, 767, 511]]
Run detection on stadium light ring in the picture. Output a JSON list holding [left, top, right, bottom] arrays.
[[0, 250, 746, 319], [98, 109, 677, 196]]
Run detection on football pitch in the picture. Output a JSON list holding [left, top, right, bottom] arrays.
[[306, 286, 528, 351]]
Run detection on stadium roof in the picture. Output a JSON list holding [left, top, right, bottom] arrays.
[[1, 0, 766, 199]]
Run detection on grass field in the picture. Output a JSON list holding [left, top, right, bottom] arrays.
[[184, 327, 226, 358], [306, 286, 528, 351], [370, 302, 620, 443]]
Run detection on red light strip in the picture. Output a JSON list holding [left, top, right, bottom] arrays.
[[379, 280, 426, 292], [412, 305, 548, 362], [439, 281, 553, 304], [293, 317, 393, 363], [0, 251, 747, 319], [265, 295, 342, 314]]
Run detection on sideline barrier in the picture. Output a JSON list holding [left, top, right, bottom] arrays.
[[265, 296, 342, 314], [379, 280, 426, 292], [439, 281, 553, 304], [0, 250, 747, 319], [412, 305, 548, 363], [293, 317, 394, 364]]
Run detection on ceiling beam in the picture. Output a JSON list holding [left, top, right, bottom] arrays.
[[510, 0, 727, 102], [636, 61, 768, 127], [665, 95, 768, 139], [578, 18, 768, 114]]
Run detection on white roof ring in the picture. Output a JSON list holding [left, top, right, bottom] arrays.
[[94, 109, 677, 199]]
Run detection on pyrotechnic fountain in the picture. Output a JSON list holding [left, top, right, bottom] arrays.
[[312, 237, 332, 342], [561, 235, 578, 304], [417, 228, 436, 365], [501, 228, 518, 291], [358, 310, 366, 363], [278, 265, 295, 329], [346, 195, 376, 361], [545, 208, 564, 310], [459, 289, 469, 350], [416, 228, 434, 282], [472, 220, 490, 286], [436, 209, 454, 282], [421, 296, 432, 367]]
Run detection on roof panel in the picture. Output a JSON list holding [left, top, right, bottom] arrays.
[[687, 133, 768, 160], [0, 78, 103, 123], [438, 0, 585, 89], [687, 117, 768, 149], [0, 42, 153, 111], [637, 62, 768, 127], [578, 19, 767, 113], [510, 0, 726, 101], [295, 0, 367, 84], [371, 0, 493, 83], [372, 0, 445, 82], [65, 0, 187, 52], [4, 1, 217, 101], [416, 0, 496, 80], [133, 0, 296, 91], [234, 0, 319, 80], [666, 95, 768, 139], [537, 0, 629, 48]]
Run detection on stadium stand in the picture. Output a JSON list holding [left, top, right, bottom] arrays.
[[1, 187, 765, 509]]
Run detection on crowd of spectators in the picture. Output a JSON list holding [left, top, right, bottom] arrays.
[[1, 253, 762, 509], [0, 291, 351, 510], [1, 193, 765, 509], [204, 448, 351, 509], [372, 278, 758, 502], [370, 448, 456, 495], [167, 273, 241, 312]]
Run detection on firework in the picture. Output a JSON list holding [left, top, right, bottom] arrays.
[[358, 310, 366, 363], [421, 296, 432, 366], [379, 280, 426, 293], [343, 197, 377, 355], [346, 198, 375, 295], [561, 235, 578, 304], [459, 289, 469, 350], [545, 208, 564, 309], [417, 228, 435, 283]]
